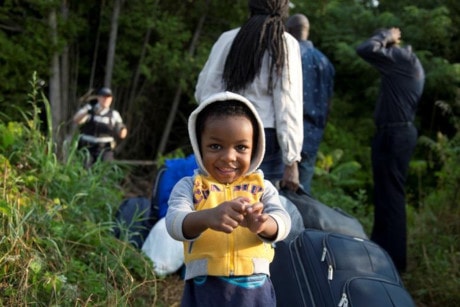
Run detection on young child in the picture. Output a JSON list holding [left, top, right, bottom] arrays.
[[165, 91, 291, 306]]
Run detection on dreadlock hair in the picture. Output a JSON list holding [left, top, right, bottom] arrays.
[[222, 0, 289, 94], [196, 100, 259, 159]]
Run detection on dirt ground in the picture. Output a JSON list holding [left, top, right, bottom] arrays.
[[157, 274, 184, 306]]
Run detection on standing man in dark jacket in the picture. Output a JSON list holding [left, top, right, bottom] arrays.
[[356, 27, 425, 272], [286, 13, 335, 194]]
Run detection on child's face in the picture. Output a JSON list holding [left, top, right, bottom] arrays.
[[200, 115, 254, 184]]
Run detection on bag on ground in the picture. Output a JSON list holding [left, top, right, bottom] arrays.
[[270, 229, 415, 307], [141, 218, 184, 276], [113, 154, 198, 249], [279, 194, 304, 242], [113, 196, 158, 249], [279, 187, 367, 239]]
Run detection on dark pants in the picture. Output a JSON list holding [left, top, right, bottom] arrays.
[[299, 151, 316, 194], [78, 140, 113, 168], [259, 128, 284, 182], [181, 275, 276, 307], [370, 124, 417, 273]]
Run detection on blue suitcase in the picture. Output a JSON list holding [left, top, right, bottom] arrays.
[[270, 229, 415, 307]]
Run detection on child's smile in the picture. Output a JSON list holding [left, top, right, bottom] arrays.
[[200, 115, 254, 184]]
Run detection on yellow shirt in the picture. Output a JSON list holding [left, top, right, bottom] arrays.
[[184, 173, 274, 276]]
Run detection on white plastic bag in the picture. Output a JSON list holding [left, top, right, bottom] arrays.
[[141, 218, 184, 276]]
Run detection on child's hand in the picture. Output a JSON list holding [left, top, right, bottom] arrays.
[[241, 202, 270, 234], [207, 197, 250, 233]]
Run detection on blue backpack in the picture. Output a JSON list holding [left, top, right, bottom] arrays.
[[152, 154, 198, 219], [114, 154, 198, 248]]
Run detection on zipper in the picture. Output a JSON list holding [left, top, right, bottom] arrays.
[[340, 275, 402, 306], [321, 244, 334, 280], [328, 264, 333, 280], [225, 183, 235, 276], [338, 293, 348, 307], [321, 246, 327, 261]]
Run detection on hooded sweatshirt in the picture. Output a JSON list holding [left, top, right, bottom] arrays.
[[165, 91, 291, 280]]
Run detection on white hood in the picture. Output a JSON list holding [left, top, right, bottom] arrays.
[[188, 91, 266, 177]]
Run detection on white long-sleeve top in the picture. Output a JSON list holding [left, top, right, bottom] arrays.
[[195, 28, 303, 165]]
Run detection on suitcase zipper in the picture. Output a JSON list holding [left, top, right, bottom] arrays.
[[292, 233, 324, 306], [321, 246, 334, 280], [338, 293, 349, 307], [321, 247, 327, 261], [328, 264, 334, 280], [339, 276, 407, 307]]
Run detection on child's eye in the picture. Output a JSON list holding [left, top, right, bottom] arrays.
[[209, 144, 221, 150], [236, 145, 248, 152]]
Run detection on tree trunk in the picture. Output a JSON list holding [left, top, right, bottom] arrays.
[[126, 0, 160, 106], [128, 26, 152, 106], [156, 0, 210, 157], [104, 0, 124, 88], [60, 1, 70, 134], [89, 5, 103, 90], [49, 8, 62, 147]]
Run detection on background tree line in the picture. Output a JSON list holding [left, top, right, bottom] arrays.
[[0, 1, 458, 211], [0, 0, 456, 160]]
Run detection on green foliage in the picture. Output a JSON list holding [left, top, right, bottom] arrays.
[[0, 1, 62, 112], [404, 98, 460, 305], [1, 0, 457, 161], [418, 100, 460, 208], [311, 144, 373, 235], [0, 87, 160, 305], [155, 148, 188, 167], [0, 122, 23, 151]]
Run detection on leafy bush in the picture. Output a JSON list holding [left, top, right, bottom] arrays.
[[0, 79, 160, 306]]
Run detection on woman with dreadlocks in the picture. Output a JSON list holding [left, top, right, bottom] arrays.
[[195, 0, 303, 192]]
